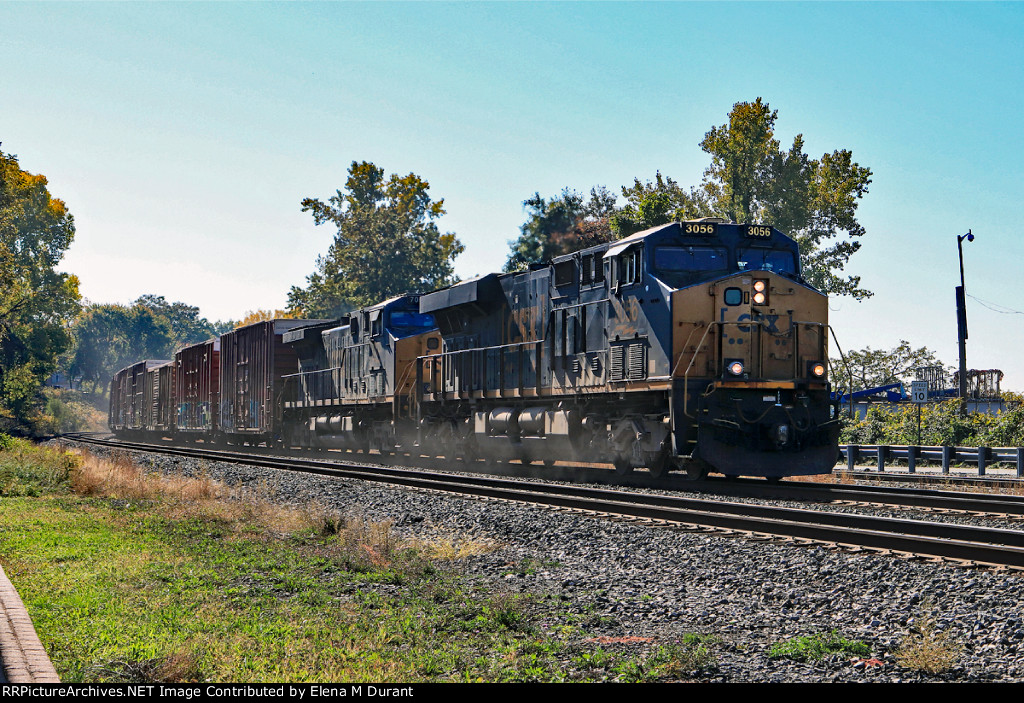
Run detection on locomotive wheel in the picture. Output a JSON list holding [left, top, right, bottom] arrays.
[[646, 448, 672, 480], [613, 456, 633, 476], [681, 459, 710, 481]]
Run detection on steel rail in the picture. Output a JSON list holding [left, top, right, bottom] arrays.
[[63, 433, 1024, 569], [66, 432, 1024, 516], [687, 477, 1024, 517]]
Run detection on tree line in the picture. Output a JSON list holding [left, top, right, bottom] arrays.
[[2, 98, 887, 430]]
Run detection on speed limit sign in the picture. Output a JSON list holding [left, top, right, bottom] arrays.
[[911, 381, 929, 404]]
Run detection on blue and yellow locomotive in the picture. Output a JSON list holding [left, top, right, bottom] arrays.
[[415, 219, 840, 478]]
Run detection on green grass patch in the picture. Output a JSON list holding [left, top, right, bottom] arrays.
[[769, 630, 871, 662], [0, 441, 697, 683], [0, 433, 78, 496]]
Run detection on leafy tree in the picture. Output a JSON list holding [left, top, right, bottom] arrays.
[[289, 161, 464, 315], [514, 99, 873, 296], [235, 309, 298, 328], [830, 340, 949, 393], [0, 146, 81, 421], [134, 294, 217, 349], [504, 186, 617, 271], [68, 303, 173, 393], [698, 98, 873, 298], [609, 173, 711, 238]]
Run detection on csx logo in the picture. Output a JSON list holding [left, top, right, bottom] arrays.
[[720, 308, 780, 333]]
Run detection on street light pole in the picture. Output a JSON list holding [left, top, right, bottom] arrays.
[[956, 230, 974, 406]]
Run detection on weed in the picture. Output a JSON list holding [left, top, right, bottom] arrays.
[[651, 634, 720, 678], [80, 649, 205, 683], [330, 515, 400, 571], [895, 605, 962, 674], [769, 630, 870, 662], [405, 534, 499, 561]]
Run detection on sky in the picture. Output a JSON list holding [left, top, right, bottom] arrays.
[[2, 2, 1023, 390]]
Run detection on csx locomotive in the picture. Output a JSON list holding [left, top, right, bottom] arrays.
[[110, 219, 841, 479]]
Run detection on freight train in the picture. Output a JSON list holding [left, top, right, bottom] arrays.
[[109, 219, 842, 480]]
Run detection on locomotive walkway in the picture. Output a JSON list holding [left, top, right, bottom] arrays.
[[0, 562, 59, 683]]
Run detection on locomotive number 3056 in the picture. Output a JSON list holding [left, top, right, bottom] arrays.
[[683, 223, 716, 235]]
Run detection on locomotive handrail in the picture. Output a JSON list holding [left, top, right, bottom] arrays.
[[415, 339, 545, 401]]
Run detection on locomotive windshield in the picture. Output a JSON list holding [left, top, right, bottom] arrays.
[[736, 245, 799, 277], [652, 245, 731, 288], [388, 310, 436, 334]]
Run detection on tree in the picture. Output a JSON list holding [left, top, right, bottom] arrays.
[[0, 146, 81, 420], [698, 98, 873, 298], [289, 161, 464, 315], [235, 309, 298, 328], [68, 303, 173, 393], [134, 294, 217, 350], [504, 186, 617, 271], [511, 99, 873, 295], [830, 340, 949, 393], [609, 173, 711, 238]]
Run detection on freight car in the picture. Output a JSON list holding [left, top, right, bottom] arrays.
[[109, 218, 841, 480], [108, 359, 171, 436], [174, 338, 220, 438]]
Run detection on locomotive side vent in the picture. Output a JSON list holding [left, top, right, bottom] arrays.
[[610, 345, 625, 381], [627, 342, 647, 380]]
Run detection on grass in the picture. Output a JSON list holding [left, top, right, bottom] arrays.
[[894, 605, 962, 675], [0, 437, 708, 683], [0, 434, 78, 496], [769, 631, 871, 662]]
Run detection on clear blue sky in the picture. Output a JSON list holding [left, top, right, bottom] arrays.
[[3, 2, 1023, 389]]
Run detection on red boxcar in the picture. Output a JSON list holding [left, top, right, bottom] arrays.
[[174, 338, 220, 436], [219, 319, 327, 444]]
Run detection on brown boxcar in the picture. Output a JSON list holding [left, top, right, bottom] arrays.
[[143, 360, 175, 434], [174, 338, 220, 436], [219, 319, 328, 444], [108, 360, 170, 433], [108, 366, 129, 431]]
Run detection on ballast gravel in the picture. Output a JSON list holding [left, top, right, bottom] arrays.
[[65, 442, 1024, 683]]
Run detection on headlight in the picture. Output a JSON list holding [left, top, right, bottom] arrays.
[[752, 279, 769, 306], [808, 361, 826, 378], [726, 360, 745, 376]]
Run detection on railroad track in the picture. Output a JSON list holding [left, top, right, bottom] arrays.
[[62, 433, 1024, 570]]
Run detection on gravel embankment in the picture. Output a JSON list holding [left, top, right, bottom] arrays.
[[63, 441, 1024, 683]]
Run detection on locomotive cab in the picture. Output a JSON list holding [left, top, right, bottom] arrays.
[[654, 222, 840, 477]]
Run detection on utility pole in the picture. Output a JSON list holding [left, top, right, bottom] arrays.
[[956, 230, 974, 413]]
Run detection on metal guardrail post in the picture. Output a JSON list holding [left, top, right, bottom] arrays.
[[941, 446, 952, 474], [847, 444, 858, 472], [877, 445, 887, 472], [907, 445, 916, 473], [1018, 447, 1024, 478], [978, 446, 988, 476]]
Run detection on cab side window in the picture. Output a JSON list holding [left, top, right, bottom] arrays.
[[618, 247, 641, 287]]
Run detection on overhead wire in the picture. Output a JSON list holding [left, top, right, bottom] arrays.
[[966, 293, 1024, 315]]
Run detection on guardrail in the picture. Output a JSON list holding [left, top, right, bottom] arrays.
[[840, 444, 1024, 477]]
